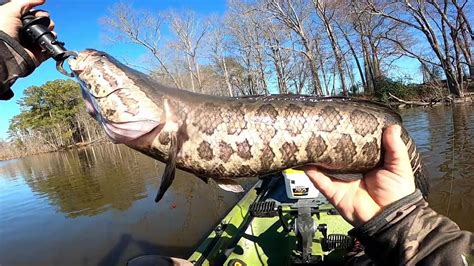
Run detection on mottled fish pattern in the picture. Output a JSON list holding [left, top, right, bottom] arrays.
[[70, 49, 429, 202]]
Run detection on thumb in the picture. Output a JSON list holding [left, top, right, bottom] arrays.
[[382, 125, 413, 177], [0, 0, 45, 17]]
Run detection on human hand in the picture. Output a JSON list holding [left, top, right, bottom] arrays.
[[0, 0, 54, 66], [303, 125, 416, 226]]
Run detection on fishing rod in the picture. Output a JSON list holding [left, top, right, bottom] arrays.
[[20, 11, 76, 77]]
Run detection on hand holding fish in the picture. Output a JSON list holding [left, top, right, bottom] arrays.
[[304, 125, 416, 226]]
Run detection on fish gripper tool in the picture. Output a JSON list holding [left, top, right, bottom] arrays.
[[20, 11, 77, 77]]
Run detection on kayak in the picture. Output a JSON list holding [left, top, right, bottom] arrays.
[[188, 172, 354, 265]]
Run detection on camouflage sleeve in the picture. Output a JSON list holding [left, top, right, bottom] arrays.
[[349, 190, 474, 265], [0, 30, 35, 100]]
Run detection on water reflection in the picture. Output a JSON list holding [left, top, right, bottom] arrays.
[[0, 144, 243, 265], [1, 145, 153, 218], [401, 103, 474, 231]]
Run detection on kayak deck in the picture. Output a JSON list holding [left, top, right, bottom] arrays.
[[188, 176, 353, 265]]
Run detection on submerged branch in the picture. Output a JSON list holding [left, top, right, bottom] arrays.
[[388, 92, 432, 106]]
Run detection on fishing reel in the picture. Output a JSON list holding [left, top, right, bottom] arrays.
[[20, 11, 76, 76]]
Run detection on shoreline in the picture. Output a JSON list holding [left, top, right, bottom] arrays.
[[0, 138, 108, 162], [389, 92, 474, 109], [2, 99, 473, 162]]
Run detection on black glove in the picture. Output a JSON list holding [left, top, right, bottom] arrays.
[[0, 30, 36, 100]]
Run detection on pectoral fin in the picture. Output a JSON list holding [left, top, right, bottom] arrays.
[[155, 134, 178, 202], [215, 179, 244, 193]]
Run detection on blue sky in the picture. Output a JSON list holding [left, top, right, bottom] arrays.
[[0, 0, 422, 140], [0, 0, 227, 139]]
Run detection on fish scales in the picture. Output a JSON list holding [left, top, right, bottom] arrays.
[[70, 49, 429, 201]]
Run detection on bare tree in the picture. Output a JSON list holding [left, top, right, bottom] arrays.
[[226, 0, 270, 95], [367, 0, 472, 97], [263, 0, 324, 95], [260, 16, 293, 94], [452, 0, 473, 78], [312, 0, 348, 95], [334, 17, 367, 91], [100, 0, 471, 100], [313, 34, 332, 95], [343, 1, 410, 94], [207, 18, 235, 97], [167, 10, 209, 92], [101, 3, 182, 88]]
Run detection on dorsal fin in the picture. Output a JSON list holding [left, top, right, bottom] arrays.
[[319, 97, 402, 122], [233, 94, 402, 122]]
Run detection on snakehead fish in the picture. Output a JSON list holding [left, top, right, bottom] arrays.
[[70, 49, 429, 202]]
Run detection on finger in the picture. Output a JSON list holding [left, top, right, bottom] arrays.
[[382, 125, 414, 180], [383, 125, 411, 166], [32, 9, 50, 17], [31, 10, 55, 30], [30, 10, 55, 30], [303, 167, 336, 199], [2, 0, 46, 17], [48, 18, 55, 30]]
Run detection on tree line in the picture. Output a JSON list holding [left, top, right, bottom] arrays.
[[1, 0, 472, 159], [102, 0, 472, 98], [0, 80, 105, 160]]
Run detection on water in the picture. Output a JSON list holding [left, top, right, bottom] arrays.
[[0, 145, 243, 265], [400, 103, 474, 231], [1, 103, 473, 265]]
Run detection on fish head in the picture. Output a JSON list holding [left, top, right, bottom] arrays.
[[70, 49, 164, 144], [70, 49, 125, 98]]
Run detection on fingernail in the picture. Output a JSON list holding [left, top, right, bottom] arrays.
[[394, 125, 401, 135]]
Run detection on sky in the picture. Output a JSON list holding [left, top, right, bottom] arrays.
[[0, 0, 227, 139], [0, 0, 422, 140]]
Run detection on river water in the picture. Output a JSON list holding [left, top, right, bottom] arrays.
[[400, 103, 474, 231], [1, 103, 473, 265]]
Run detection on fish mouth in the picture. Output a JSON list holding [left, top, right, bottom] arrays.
[[71, 49, 105, 114], [102, 119, 161, 144], [69, 56, 87, 76], [68, 58, 81, 74], [69, 49, 103, 75], [81, 88, 160, 143], [80, 85, 97, 117]]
